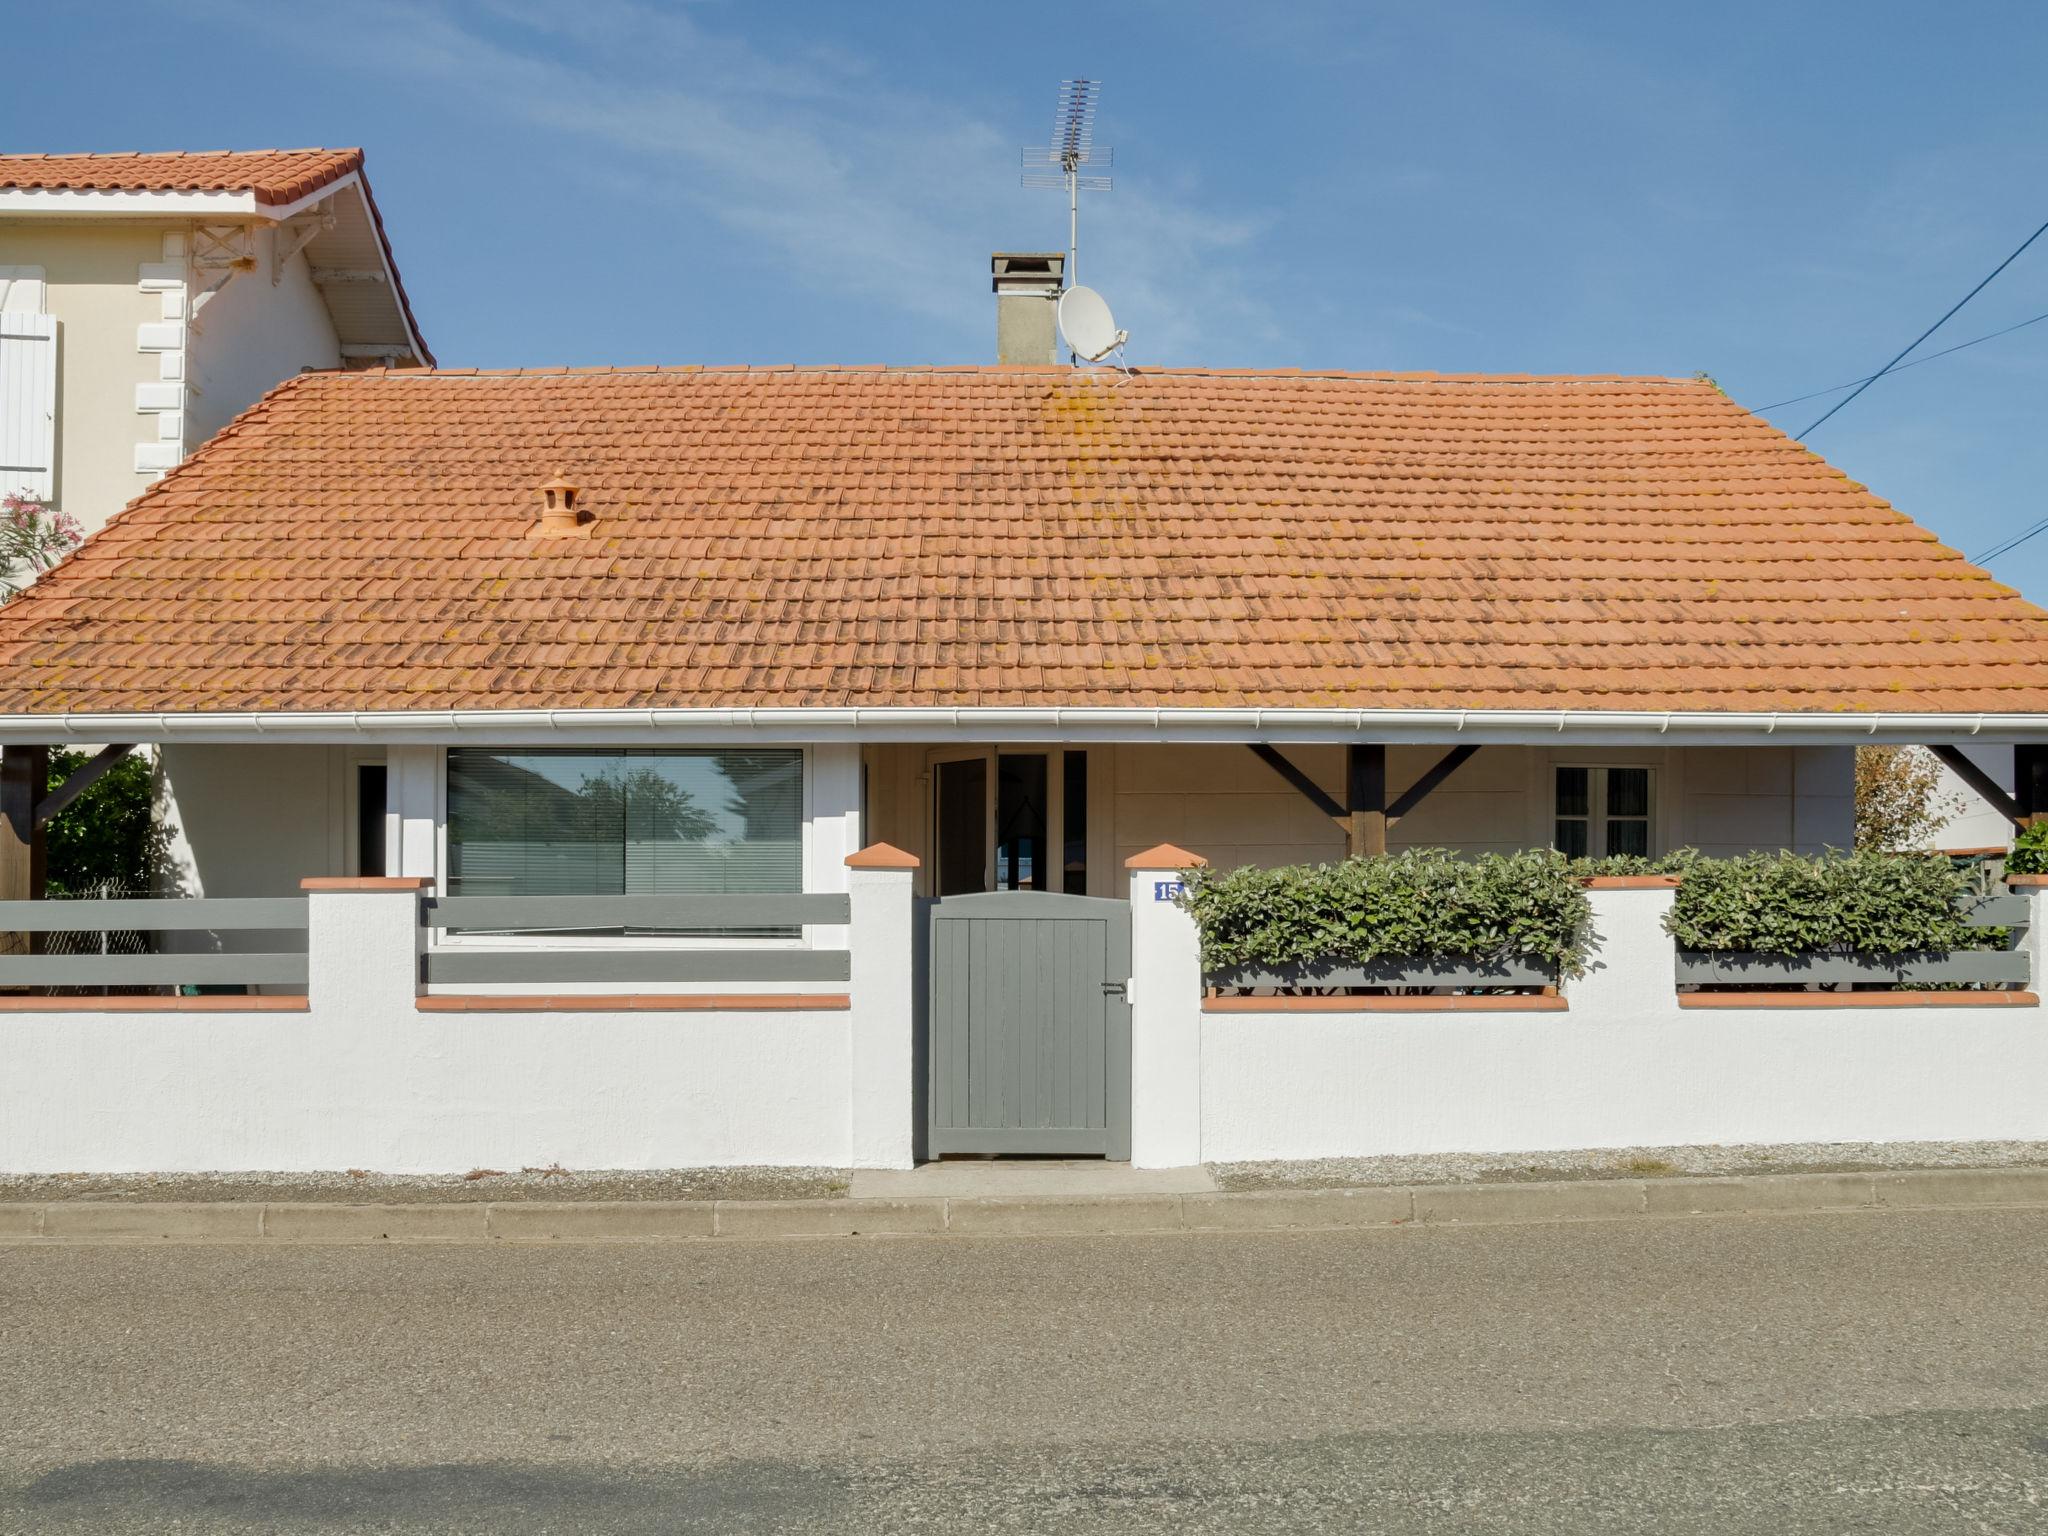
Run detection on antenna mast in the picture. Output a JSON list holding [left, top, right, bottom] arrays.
[[1020, 78, 1112, 288]]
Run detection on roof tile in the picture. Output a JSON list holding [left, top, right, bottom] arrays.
[[2, 367, 2046, 716]]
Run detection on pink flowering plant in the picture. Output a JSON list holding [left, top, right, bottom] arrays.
[[1, 490, 82, 599]]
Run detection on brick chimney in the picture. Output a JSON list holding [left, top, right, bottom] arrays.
[[991, 252, 1064, 365]]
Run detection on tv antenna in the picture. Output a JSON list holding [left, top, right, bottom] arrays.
[[1020, 78, 1112, 289]]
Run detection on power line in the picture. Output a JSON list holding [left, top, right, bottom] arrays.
[[1755, 307, 2048, 413], [1796, 211, 2048, 438], [1973, 514, 2048, 566]]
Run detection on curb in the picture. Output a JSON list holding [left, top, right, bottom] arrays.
[[0, 1166, 2045, 1245]]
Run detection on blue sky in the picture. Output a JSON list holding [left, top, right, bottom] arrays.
[[8, 1, 2048, 594]]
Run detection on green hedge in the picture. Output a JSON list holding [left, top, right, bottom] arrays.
[[1177, 849, 1592, 977], [1177, 847, 1999, 978], [1663, 849, 1989, 956], [2009, 821, 2048, 875]]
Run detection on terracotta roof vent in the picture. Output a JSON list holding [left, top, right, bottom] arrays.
[[531, 475, 588, 539]]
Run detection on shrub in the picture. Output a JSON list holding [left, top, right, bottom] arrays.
[[42, 748, 166, 898], [1176, 849, 1592, 977], [1663, 849, 1985, 956], [0, 491, 82, 600], [2009, 820, 2048, 876]]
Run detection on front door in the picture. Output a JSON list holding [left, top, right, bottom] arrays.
[[927, 891, 1132, 1157], [928, 747, 1091, 897]]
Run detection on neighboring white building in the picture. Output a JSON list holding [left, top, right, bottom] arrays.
[[0, 148, 430, 537]]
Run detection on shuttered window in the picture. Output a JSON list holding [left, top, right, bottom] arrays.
[[0, 312, 57, 500], [446, 749, 804, 906]]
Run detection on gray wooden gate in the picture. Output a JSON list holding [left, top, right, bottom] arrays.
[[927, 891, 1132, 1158]]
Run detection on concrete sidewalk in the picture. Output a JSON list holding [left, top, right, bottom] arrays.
[[2, 1164, 2046, 1244]]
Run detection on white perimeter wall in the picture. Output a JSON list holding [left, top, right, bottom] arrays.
[[1190, 886, 2048, 1164], [2, 1006, 852, 1173], [0, 868, 917, 1174]]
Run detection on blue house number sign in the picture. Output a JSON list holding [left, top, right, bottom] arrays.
[[1153, 880, 1185, 902]]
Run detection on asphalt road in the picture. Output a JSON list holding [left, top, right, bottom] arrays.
[[1, 1208, 2044, 1532]]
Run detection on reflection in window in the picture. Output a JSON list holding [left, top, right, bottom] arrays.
[[1554, 765, 1653, 860], [1063, 750, 1089, 894], [446, 748, 802, 932], [996, 754, 1048, 891]]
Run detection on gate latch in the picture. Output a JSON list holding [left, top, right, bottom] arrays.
[[1102, 980, 1127, 997]]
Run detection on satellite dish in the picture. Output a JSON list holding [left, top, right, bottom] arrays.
[[1057, 285, 1128, 363]]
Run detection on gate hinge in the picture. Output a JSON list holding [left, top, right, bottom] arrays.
[[1102, 980, 1127, 997]]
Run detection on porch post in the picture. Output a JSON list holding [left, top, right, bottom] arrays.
[[0, 745, 48, 958], [1126, 843, 1206, 1169], [1347, 744, 1386, 858], [846, 842, 919, 1170]]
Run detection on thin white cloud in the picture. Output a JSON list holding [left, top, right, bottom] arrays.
[[211, 0, 1287, 362]]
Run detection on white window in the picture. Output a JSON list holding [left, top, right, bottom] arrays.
[[1554, 766, 1653, 858], [0, 310, 57, 501]]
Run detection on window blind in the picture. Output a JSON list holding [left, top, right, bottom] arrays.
[[447, 748, 802, 905]]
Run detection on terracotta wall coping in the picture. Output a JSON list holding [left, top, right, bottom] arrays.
[[300, 876, 433, 892], [1581, 874, 1682, 889], [0, 995, 309, 1013], [1939, 846, 2009, 858], [845, 842, 920, 870], [1204, 994, 1566, 1014], [1126, 843, 1208, 870], [1678, 990, 2039, 1010], [2005, 874, 2048, 888], [416, 993, 851, 1013]]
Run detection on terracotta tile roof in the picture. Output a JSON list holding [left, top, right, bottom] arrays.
[[0, 148, 364, 205], [3, 365, 2046, 717]]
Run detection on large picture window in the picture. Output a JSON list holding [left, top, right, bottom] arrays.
[[445, 749, 803, 930]]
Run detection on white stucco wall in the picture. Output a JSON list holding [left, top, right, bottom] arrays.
[[157, 743, 344, 898], [185, 239, 340, 445], [0, 886, 862, 1173], [1186, 887, 2048, 1164], [1931, 744, 2014, 850]]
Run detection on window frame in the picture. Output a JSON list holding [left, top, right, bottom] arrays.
[[430, 745, 814, 953], [1553, 763, 1657, 860]]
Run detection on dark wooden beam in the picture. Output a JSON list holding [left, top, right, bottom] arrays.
[[35, 743, 137, 828], [1347, 743, 1386, 858], [2017, 744, 2048, 827], [1, 745, 49, 958], [1246, 744, 1344, 822], [1929, 745, 2024, 828], [1386, 744, 1480, 823]]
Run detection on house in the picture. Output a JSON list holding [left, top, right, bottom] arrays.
[[4, 291, 2048, 1171], [5, 352, 2048, 914], [0, 148, 430, 539]]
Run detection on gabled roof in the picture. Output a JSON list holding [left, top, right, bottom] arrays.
[[0, 147, 431, 366], [1, 364, 2045, 722], [0, 148, 364, 205]]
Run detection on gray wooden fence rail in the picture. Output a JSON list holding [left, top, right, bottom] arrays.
[[0, 897, 310, 989], [1675, 891, 2032, 988], [418, 893, 852, 987], [1207, 956, 1554, 991]]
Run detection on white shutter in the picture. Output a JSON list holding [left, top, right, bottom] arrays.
[[0, 312, 58, 500]]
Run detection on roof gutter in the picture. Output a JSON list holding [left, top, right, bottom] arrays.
[[0, 707, 2043, 748]]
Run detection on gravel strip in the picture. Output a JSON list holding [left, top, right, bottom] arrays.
[[0, 1166, 847, 1205], [1211, 1140, 2048, 1191]]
